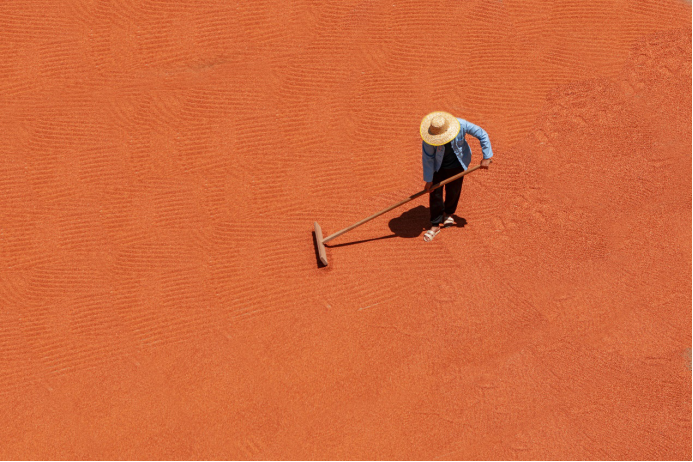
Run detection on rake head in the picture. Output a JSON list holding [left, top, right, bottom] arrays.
[[313, 221, 328, 266]]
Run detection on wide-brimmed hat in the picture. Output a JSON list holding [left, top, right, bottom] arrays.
[[420, 111, 460, 146]]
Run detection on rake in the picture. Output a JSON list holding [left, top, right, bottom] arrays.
[[313, 162, 489, 266]]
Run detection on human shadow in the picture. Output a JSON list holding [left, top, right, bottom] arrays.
[[324, 205, 467, 249]]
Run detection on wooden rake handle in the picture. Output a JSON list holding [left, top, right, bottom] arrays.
[[322, 162, 488, 244]]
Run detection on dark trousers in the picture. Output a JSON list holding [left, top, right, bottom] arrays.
[[429, 166, 464, 226]]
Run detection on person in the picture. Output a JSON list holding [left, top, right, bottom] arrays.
[[420, 111, 493, 242]]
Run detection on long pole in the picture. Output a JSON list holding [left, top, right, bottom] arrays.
[[322, 163, 486, 244]]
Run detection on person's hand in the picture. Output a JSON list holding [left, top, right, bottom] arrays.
[[424, 181, 432, 192], [480, 158, 492, 169]]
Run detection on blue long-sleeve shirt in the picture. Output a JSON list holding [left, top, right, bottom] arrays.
[[422, 118, 493, 182]]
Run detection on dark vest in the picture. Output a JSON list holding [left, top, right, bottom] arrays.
[[440, 141, 462, 170]]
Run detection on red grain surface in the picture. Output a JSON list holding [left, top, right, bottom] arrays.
[[0, 0, 691, 459]]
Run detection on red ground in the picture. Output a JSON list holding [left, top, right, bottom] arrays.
[[0, 1, 691, 459]]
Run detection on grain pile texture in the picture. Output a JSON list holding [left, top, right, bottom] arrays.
[[0, 0, 691, 459]]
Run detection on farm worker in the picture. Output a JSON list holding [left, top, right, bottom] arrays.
[[420, 111, 493, 242]]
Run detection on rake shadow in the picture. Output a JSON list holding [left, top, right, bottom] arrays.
[[323, 205, 467, 249]]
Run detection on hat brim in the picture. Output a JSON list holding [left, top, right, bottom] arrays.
[[420, 112, 461, 146]]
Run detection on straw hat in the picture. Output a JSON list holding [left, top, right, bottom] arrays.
[[420, 111, 460, 146]]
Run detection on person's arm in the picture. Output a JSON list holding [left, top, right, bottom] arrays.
[[422, 141, 435, 187], [460, 119, 493, 164]]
